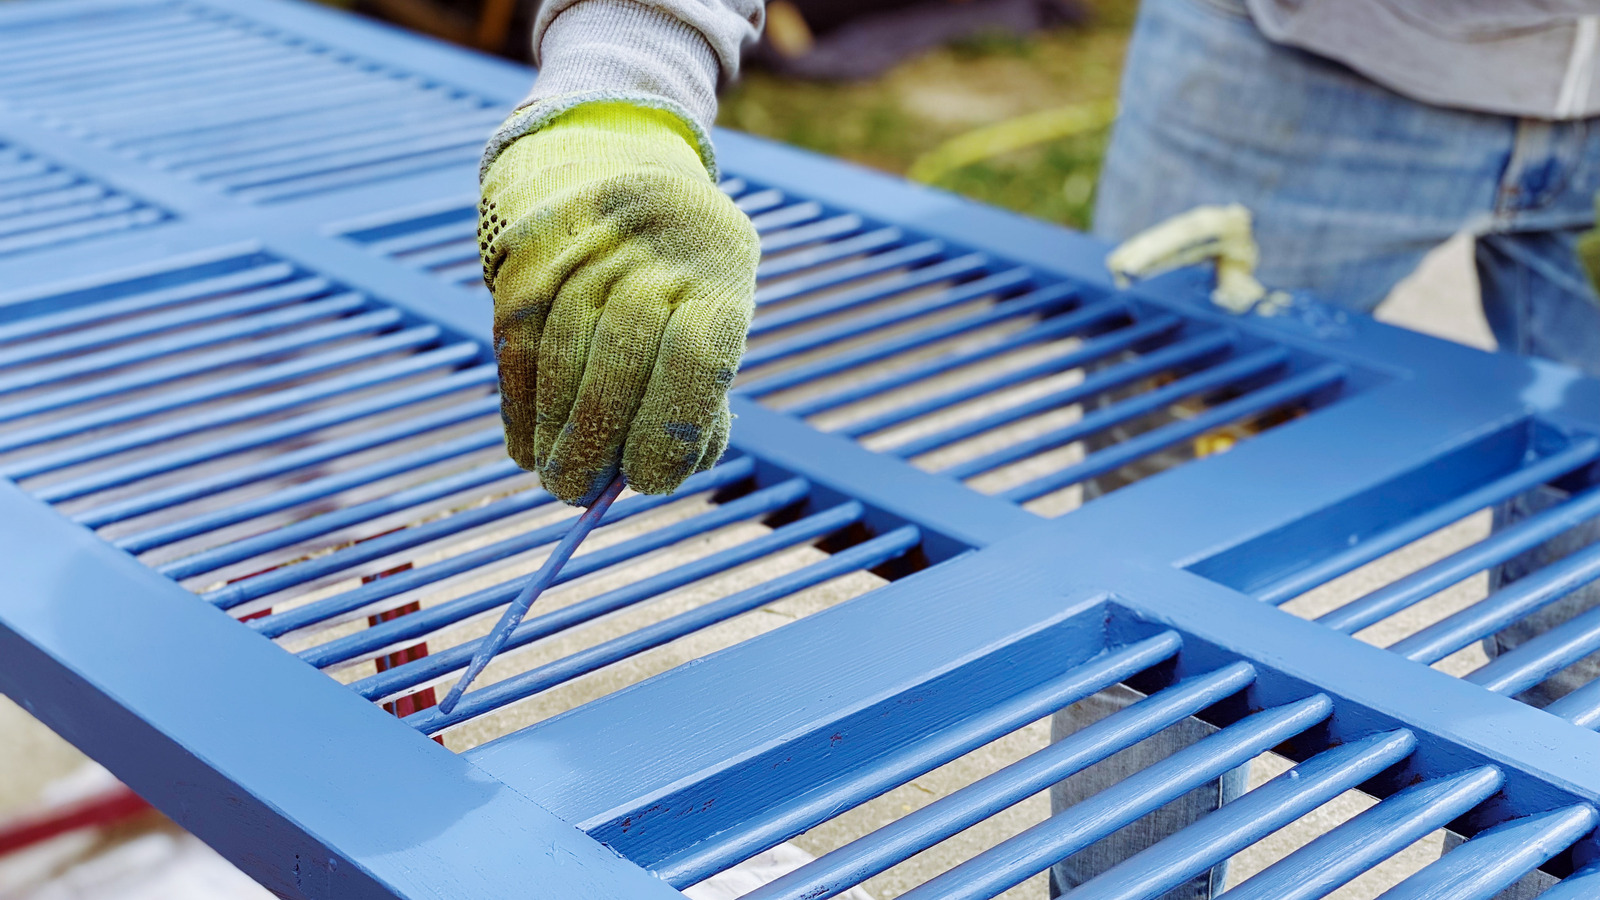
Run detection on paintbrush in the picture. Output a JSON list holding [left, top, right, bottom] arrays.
[[436, 474, 627, 715]]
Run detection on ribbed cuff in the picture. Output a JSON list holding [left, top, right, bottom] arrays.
[[480, 90, 718, 184], [480, 0, 723, 181]]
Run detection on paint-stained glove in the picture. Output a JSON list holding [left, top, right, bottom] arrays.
[[479, 101, 759, 504], [1106, 204, 1270, 313]]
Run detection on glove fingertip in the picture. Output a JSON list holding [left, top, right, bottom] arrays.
[[500, 399, 540, 473], [622, 419, 708, 496], [538, 447, 618, 506], [695, 405, 733, 474]]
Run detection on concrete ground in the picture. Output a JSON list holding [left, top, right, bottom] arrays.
[[0, 235, 1515, 899]]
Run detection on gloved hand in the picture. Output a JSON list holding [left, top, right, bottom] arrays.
[[479, 101, 760, 504], [1106, 204, 1270, 313]]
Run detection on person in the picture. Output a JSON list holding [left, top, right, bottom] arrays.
[[476, 0, 1600, 897], [1054, 3, 1600, 898], [476, 0, 763, 506]]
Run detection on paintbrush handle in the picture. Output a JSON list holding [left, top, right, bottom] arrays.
[[436, 475, 626, 715]]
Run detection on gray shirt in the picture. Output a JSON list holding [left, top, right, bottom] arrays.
[[1248, 0, 1600, 120], [485, 0, 1600, 178]]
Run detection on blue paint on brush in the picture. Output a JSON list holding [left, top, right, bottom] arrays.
[[437, 474, 627, 716]]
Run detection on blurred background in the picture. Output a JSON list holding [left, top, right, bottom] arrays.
[[329, 0, 1133, 230], [0, 1, 1491, 897], [0, 6, 1135, 896]]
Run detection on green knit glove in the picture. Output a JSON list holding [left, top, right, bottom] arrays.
[[479, 102, 759, 504], [1581, 192, 1600, 296]]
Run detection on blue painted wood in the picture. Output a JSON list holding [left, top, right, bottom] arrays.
[[76, 398, 503, 528], [886, 328, 1235, 459], [320, 477, 819, 672], [754, 241, 954, 308], [1545, 677, 1600, 729], [743, 662, 1257, 900], [4, 337, 478, 462], [1263, 437, 1600, 607], [0, 276, 335, 367], [755, 226, 906, 279], [116, 427, 507, 552], [741, 267, 1041, 369], [0, 138, 168, 254], [0, 323, 446, 450], [1071, 729, 1421, 900], [1538, 862, 1600, 900], [0, 481, 687, 900], [770, 291, 1137, 416], [933, 348, 1296, 475], [1391, 541, 1600, 664], [35, 364, 498, 503], [1377, 805, 1600, 900], [245, 458, 753, 631], [1468, 601, 1600, 696], [0, 255, 298, 332], [5, 0, 1600, 896], [1317, 463, 1600, 632], [408, 523, 925, 737], [155, 458, 525, 579], [0, 299, 390, 419], [761, 212, 865, 251], [437, 474, 626, 714], [1222, 766, 1506, 900], [827, 313, 1186, 436], [894, 697, 1342, 900], [648, 633, 1190, 887], [999, 363, 1348, 502]]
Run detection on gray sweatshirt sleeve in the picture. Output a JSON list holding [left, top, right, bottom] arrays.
[[482, 0, 763, 179]]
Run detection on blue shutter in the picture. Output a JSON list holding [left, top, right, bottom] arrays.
[[3, 2, 1600, 899]]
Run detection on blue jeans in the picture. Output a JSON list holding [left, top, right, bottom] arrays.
[[1050, 0, 1600, 897]]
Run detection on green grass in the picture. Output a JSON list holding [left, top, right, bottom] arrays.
[[716, 0, 1138, 230]]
